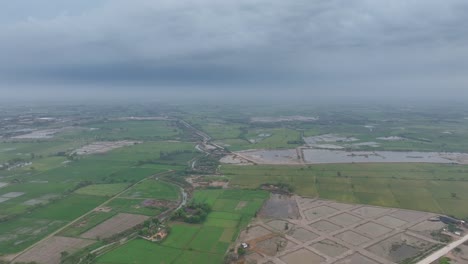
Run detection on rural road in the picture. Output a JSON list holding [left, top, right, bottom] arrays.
[[416, 233, 468, 264]]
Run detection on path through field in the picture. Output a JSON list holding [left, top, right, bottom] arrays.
[[416, 233, 468, 264]]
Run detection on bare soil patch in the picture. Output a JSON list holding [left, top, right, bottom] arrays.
[[375, 215, 408, 228], [259, 194, 300, 219], [311, 239, 349, 258], [14, 236, 94, 264], [266, 220, 295, 233], [280, 248, 325, 264], [352, 206, 390, 218], [80, 213, 148, 239], [255, 236, 295, 256], [310, 220, 342, 233], [328, 213, 362, 227], [367, 232, 436, 263], [391, 210, 431, 222], [235, 201, 247, 210], [72, 141, 140, 155], [409, 220, 446, 238], [304, 206, 338, 221], [335, 231, 371, 246], [297, 198, 329, 210], [355, 222, 393, 238], [243, 225, 273, 242], [287, 228, 319, 243], [333, 253, 380, 264]]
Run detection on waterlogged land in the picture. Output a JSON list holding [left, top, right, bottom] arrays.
[[224, 148, 468, 165]]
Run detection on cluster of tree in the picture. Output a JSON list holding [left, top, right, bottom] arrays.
[[60, 249, 96, 264], [0, 157, 28, 170], [260, 182, 295, 193], [189, 155, 221, 174], [138, 218, 164, 237], [172, 202, 211, 224], [287, 140, 304, 144], [66, 181, 93, 194]]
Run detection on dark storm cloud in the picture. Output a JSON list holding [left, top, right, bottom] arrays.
[[1, 0, 468, 98]]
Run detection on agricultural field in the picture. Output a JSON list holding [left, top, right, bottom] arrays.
[[26, 194, 107, 221], [59, 120, 182, 141], [96, 189, 269, 263], [75, 183, 130, 196], [222, 163, 468, 219], [106, 198, 167, 216], [59, 211, 117, 237], [122, 179, 180, 200], [0, 114, 195, 259], [0, 217, 67, 254]]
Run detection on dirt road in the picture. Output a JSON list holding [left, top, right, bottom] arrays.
[[416, 233, 468, 264]]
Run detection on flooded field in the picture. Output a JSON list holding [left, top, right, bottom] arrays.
[[227, 149, 301, 164], [223, 148, 468, 165], [72, 140, 140, 155], [302, 149, 464, 164]]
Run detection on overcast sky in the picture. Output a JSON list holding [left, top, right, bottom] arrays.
[[1, 0, 467, 100]]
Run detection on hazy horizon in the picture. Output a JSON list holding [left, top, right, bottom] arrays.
[[1, 0, 468, 101]]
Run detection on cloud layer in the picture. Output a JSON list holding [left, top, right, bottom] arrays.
[[1, 0, 468, 98]]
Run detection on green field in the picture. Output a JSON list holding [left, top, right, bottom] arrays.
[[222, 163, 468, 219], [96, 239, 183, 264], [59, 211, 117, 237], [106, 198, 166, 216], [97, 189, 268, 263], [75, 183, 130, 196], [0, 217, 67, 254], [26, 194, 107, 221], [122, 179, 179, 200]]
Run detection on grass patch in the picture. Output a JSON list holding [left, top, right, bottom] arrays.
[[0, 217, 67, 254], [96, 239, 182, 264], [122, 179, 179, 201], [75, 183, 129, 196], [106, 198, 165, 216], [59, 211, 117, 237], [223, 163, 468, 218], [26, 194, 107, 221]]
